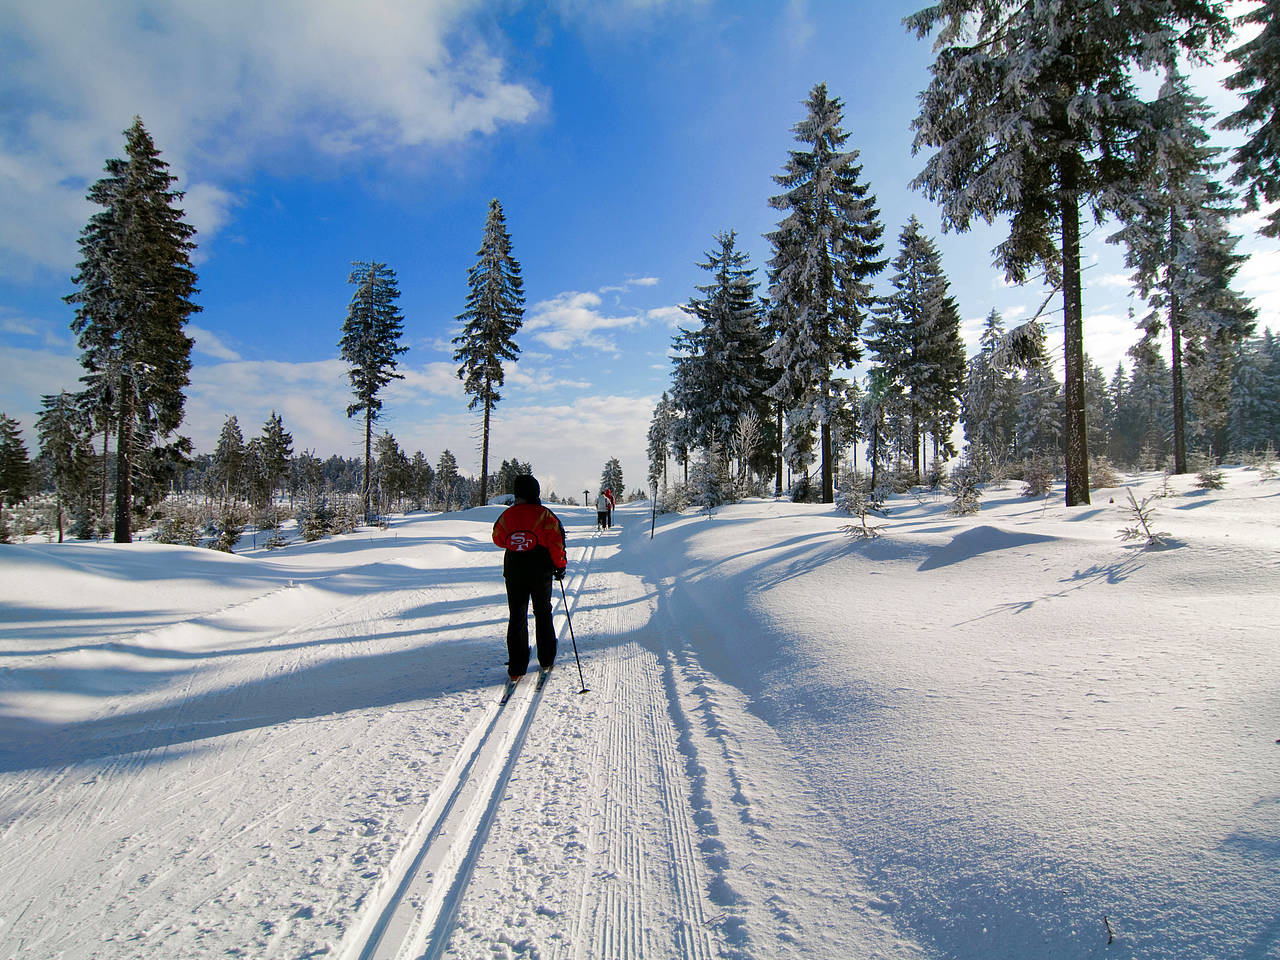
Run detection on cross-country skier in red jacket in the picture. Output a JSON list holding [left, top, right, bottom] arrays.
[[491, 474, 567, 681]]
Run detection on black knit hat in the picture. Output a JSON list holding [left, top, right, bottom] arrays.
[[513, 474, 540, 503]]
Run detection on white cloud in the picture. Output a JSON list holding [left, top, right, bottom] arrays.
[[524, 291, 645, 353], [1097, 272, 1134, 290], [188, 325, 242, 362], [0, 346, 84, 438], [645, 305, 687, 328], [600, 276, 662, 295], [182, 183, 240, 259], [0, 310, 38, 337], [0, 0, 540, 278]]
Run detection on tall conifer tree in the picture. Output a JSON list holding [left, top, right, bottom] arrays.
[[1221, 0, 1280, 238], [340, 261, 408, 523], [1110, 69, 1256, 472], [454, 198, 525, 505], [38, 392, 94, 542], [907, 0, 1230, 505], [66, 117, 199, 542], [0, 414, 33, 540], [672, 231, 771, 459], [867, 216, 964, 479], [766, 82, 886, 503]]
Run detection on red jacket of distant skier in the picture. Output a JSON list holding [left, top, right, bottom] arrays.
[[492, 503, 567, 575]]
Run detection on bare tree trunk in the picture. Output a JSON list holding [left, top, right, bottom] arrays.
[[480, 386, 492, 507], [1060, 161, 1091, 506], [363, 409, 373, 523], [114, 385, 133, 543], [1170, 211, 1188, 475]]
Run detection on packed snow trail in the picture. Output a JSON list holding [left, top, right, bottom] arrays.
[[342, 544, 595, 960]]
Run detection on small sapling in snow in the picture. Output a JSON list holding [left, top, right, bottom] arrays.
[[1117, 489, 1169, 547]]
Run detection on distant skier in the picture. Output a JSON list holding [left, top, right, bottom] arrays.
[[595, 491, 610, 531], [492, 475, 567, 682], [604, 487, 616, 529]]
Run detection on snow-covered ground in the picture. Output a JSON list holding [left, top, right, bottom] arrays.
[[1, 468, 1277, 959]]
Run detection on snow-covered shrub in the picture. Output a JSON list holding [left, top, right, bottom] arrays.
[[689, 443, 734, 514], [947, 465, 983, 516], [1117, 488, 1169, 547], [297, 493, 333, 542], [1021, 458, 1055, 498], [1196, 466, 1225, 490], [789, 473, 822, 503], [1090, 457, 1120, 490], [1245, 443, 1277, 480], [331, 497, 361, 535], [69, 504, 97, 541], [660, 481, 690, 514], [153, 511, 203, 547], [837, 474, 886, 539], [210, 505, 248, 553]]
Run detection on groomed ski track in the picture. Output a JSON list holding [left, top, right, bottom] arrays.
[[340, 527, 725, 960]]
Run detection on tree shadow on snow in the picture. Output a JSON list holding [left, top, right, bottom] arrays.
[[0, 630, 511, 774]]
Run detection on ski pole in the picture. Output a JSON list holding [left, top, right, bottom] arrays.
[[558, 578, 589, 694]]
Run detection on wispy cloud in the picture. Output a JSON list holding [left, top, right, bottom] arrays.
[[524, 290, 645, 353], [189, 325, 243, 362]]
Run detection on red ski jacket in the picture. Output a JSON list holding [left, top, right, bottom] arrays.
[[492, 502, 567, 576]]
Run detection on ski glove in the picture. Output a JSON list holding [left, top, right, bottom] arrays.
[[554, 567, 565, 581]]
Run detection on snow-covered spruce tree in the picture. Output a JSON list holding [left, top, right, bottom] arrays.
[[372, 431, 409, 518], [0, 413, 34, 541], [1084, 355, 1113, 466], [860, 367, 900, 494], [866, 215, 965, 481], [211, 415, 245, 507], [961, 310, 1021, 478], [1220, 0, 1280, 238], [1109, 68, 1256, 473], [1002, 320, 1062, 464], [433, 449, 460, 511], [672, 231, 772, 461], [258, 411, 293, 503], [689, 434, 732, 513], [947, 460, 983, 516], [340, 260, 407, 524], [1126, 335, 1176, 467], [907, 0, 1231, 506], [765, 82, 886, 504], [647, 391, 677, 492], [37, 391, 94, 542], [409, 452, 434, 510], [601, 458, 624, 497], [1229, 331, 1280, 452], [65, 117, 199, 542], [453, 198, 525, 505], [493, 458, 531, 500], [1179, 219, 1257, 462]]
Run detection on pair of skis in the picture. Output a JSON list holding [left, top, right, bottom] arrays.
[[500, 666, 552, 704]]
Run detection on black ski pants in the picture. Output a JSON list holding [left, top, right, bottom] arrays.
[[505, 572, 556, 675]]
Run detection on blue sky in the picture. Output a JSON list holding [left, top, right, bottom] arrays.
[[1, 0, 1275, 501]]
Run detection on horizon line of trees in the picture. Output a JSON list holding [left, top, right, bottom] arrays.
[[0, 396, 596, 543]]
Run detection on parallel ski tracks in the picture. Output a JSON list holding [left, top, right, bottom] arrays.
[[341, 536, 600, 960]]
